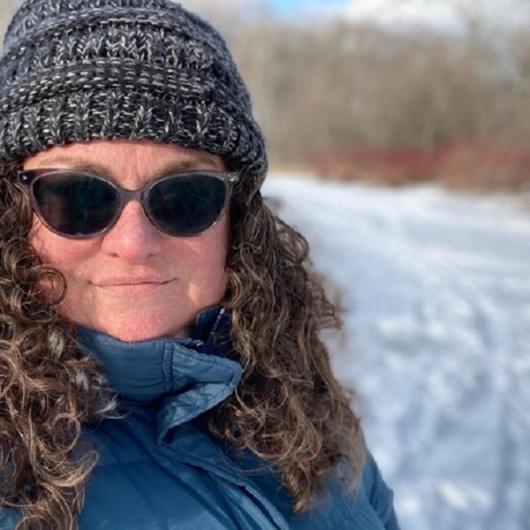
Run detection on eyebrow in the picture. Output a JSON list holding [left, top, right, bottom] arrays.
[[33, 155, 222, 179]]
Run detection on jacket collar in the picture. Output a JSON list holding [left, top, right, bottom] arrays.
[[75, 305, 242, 442]]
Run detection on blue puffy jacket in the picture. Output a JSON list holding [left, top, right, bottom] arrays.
[[1, 305, 400, 529]]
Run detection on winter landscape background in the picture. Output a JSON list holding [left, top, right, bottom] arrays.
[[263, 173, 530, 530], [1, 0, 528, 528]]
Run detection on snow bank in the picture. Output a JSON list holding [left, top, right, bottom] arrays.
[[262, 174, 530, 530]]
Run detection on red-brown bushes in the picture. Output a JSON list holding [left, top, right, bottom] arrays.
[[311, 142, 530, 192]]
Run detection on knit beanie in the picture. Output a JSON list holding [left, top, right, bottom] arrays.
[[0, 0, 268, 195]]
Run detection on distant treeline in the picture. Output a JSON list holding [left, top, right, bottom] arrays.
[[224, 14, 530, 190], [2, 1, 529, 190]]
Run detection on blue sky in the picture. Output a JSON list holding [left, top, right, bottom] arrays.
[[265, 0, 349, 17], [261, 0, 528, 31]]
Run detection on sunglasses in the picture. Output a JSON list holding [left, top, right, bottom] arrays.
[[17, 168, 239, 239]]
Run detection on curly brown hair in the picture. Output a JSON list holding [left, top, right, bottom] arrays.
[[0, 159, 366, 529]]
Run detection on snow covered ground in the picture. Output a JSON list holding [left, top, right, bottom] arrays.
[[262, 173, 530, 530]]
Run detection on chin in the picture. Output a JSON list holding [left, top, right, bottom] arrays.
[[86, 316, 190, 342]]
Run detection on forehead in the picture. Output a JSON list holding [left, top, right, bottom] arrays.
[[22, 139, 226, 179]]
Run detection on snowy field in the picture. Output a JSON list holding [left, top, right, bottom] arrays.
[[262, 173, 530, 530]]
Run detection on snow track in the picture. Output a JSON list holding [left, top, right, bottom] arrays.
[[262, 174, 530, 530]]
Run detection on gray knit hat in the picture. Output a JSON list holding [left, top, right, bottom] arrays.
[[0, 0, 268, 194]]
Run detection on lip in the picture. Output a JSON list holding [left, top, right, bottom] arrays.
[[94, 277, 174, 287]]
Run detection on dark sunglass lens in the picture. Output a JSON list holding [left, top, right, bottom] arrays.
[[32, 173, 119, 236], [148, 174, 226, 236]]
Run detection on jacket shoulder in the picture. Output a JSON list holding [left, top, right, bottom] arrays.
[[274, 448, 401, 530], [361, 449, 400, 529], [0, 507, 21, 529]]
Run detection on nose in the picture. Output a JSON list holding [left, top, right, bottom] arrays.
[[100, 200, 164, 261]]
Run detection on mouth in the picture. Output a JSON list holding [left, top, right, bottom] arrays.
[[92, 278, 176, 291], [93, 277, 175, 287]]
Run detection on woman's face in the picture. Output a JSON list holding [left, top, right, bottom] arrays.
[[24, 139, 230, 341]]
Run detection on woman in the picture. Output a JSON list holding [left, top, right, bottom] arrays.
[[0, 1, 400, 529]]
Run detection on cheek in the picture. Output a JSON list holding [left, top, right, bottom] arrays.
[[180, 235, 227, 273], [175, 217, 230, 280], [29, 220, 94, 274]]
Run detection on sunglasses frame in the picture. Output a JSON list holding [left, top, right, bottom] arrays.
[[17, 168, 240, 239]]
